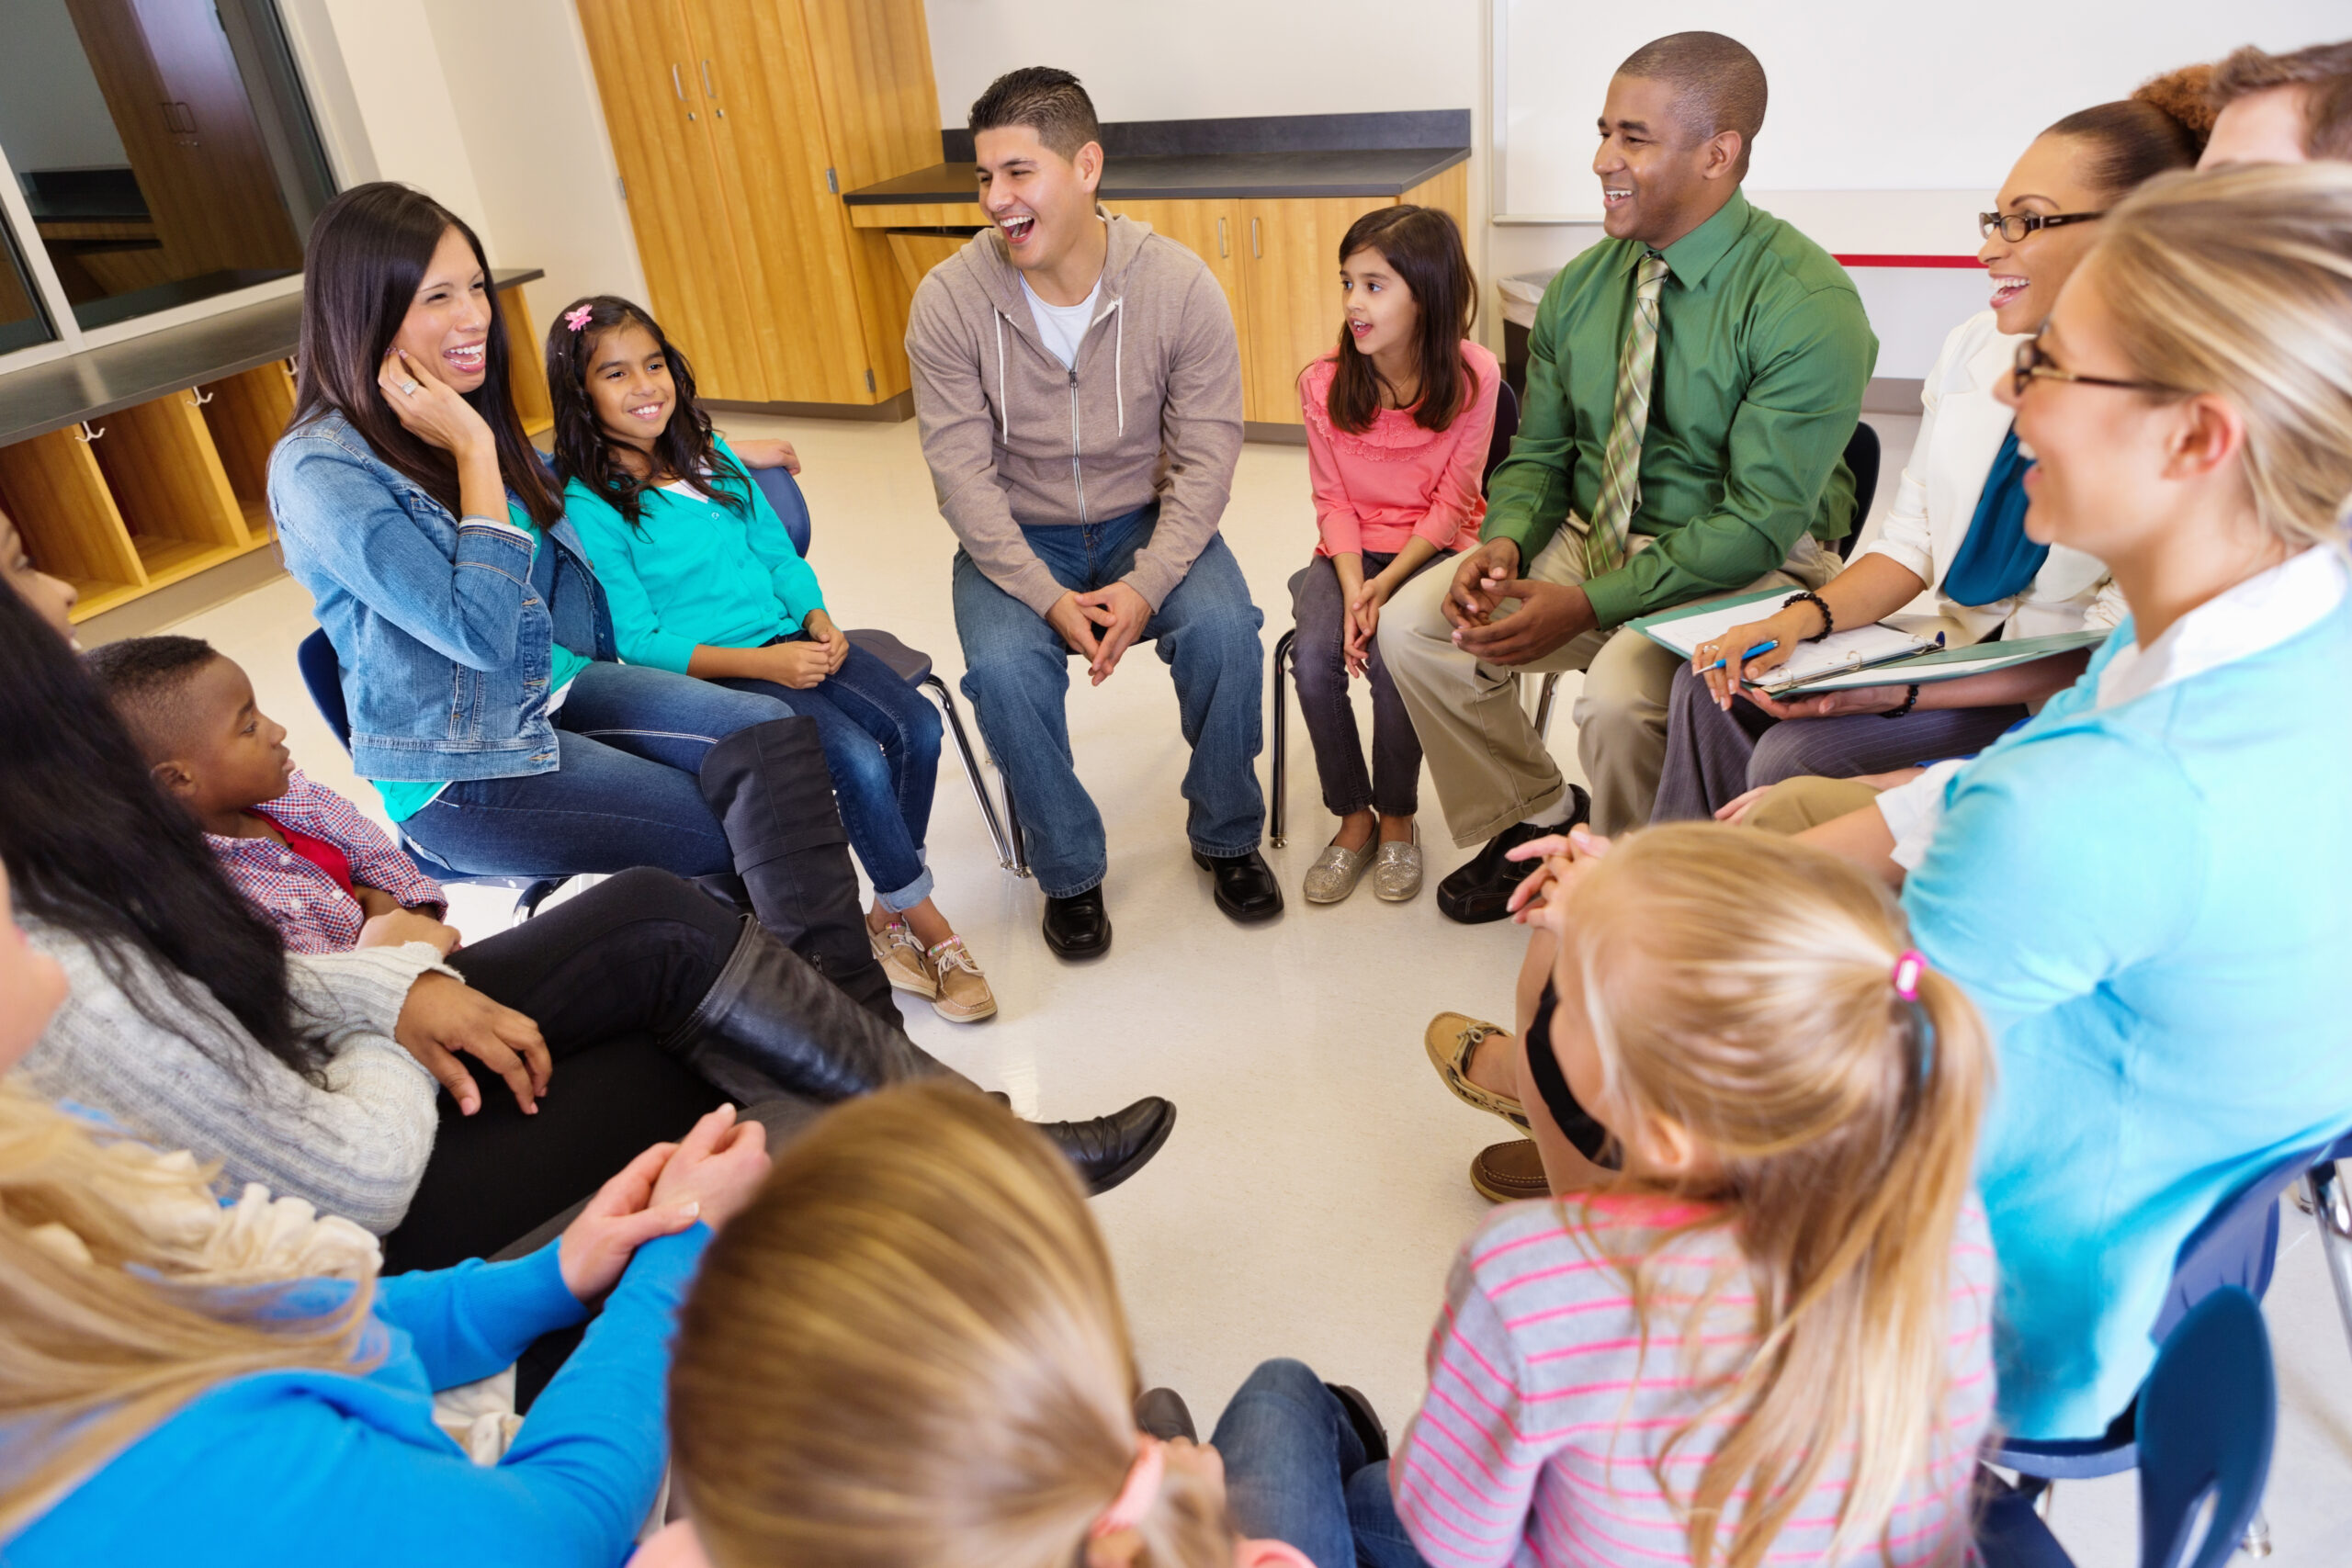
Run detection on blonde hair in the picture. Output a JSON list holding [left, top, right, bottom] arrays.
[[0, 1085, 375, 1537], [1555, 824, 1990, 1568], [2091, 162, 2352, 551], [671, 1083, 1231, 1568]]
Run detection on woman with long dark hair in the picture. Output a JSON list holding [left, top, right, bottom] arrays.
[[0, 581, 1175, 1274], [266, 182, 897, 1023], [1291, 205, 1498, 907]]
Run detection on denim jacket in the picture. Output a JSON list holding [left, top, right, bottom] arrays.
[[268, 410, 616, 782]]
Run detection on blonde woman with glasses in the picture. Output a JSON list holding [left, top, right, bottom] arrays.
[[1782, 163, 2352, 1444]]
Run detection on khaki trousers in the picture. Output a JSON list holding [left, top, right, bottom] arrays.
[[1743, 774, 1885, 836], [1378, 526, 1838, 841]]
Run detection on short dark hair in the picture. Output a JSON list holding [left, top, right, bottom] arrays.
[[967, 66, 1101, 162], [1615, 31, 1768, 179], [84, 635, 220, 761], [2209, 39, 2352, 161]]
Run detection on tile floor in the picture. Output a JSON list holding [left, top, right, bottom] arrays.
[[156, 408, 2347, 1565]]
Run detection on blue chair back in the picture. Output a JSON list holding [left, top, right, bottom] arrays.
[[297, 628, 352, 750], [2138, 1288, 2276, 1568], [2159, 1125, 2352, 1339], [746, 462, 815, 558]]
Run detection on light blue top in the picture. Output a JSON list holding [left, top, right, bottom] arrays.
[[9, 1229, 708, 1567], [1904, 569, 2352, 1440], [564, 434, 826, 674]]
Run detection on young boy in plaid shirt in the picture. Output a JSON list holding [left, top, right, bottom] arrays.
[[87, 636, 457, 956]]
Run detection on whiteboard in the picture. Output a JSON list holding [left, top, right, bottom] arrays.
[[1495, 0, 2346, 245]]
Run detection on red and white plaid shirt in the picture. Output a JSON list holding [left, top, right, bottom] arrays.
[[206, 770, 447, 954]]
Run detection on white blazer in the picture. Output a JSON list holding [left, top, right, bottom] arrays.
[[1858, 311, 2125, 644]]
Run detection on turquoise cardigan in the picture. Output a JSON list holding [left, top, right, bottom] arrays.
[[1906, 590, 2352, 1440], [565, 434, 825, 673], [9, 1231, 707, 1567]]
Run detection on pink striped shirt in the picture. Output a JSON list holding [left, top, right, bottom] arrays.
[[1393, 1193, 1996, 1568]]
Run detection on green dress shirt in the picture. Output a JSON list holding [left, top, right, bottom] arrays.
[[1484, 189, 1877, 627]]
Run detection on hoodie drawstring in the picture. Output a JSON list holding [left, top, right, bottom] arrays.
[[991, 310, 1011, 444], [1110, 299, 1125, 438]]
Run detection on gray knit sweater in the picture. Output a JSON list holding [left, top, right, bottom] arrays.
[[16, 919, 452, 1234]]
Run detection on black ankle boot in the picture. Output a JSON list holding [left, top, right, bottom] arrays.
[[698, 717, 903, 1032], [665, 919, 976, 1103]]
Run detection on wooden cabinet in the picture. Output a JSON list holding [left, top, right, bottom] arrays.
[[576, 0, 936, 407]]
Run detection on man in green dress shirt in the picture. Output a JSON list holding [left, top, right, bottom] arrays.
[[1381, 31, 1877, 922]]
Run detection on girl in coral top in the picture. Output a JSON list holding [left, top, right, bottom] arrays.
[[1294, 206, 1498, 907]]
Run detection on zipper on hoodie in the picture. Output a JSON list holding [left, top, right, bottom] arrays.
[[1068, 367, 1088, 525]]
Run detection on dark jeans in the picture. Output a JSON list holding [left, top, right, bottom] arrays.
[[1649, 662, 2029, 823], [1215, 1359, 1429, 1568], [1292, 550, 1450, 818], [715, 636, 943, 910], [951, 503, 1266, 898], [399, 660, 794, 878], [383, 866, 785, 1273]]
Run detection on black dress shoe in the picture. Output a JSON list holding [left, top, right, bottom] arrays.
[[1043, 886, 1112, 959], [1193, 848, 1283, 923], [1035, 1096, 1177, 1194], [1435, 787, 1590, 924], [1327, 1382, 1389, 1463]]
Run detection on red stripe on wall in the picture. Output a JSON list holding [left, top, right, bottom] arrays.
[[1834, 254, 1983, 269]]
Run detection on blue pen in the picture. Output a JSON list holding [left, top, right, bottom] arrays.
[[1703, 638, 1778, 673]]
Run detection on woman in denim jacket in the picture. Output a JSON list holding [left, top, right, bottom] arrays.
[[269, 184, 897, 1022]]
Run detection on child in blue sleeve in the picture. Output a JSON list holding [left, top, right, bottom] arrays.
[[548, 296, 991, 1023]]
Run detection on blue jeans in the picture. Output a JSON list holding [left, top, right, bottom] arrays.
[[951, 505, 1266, 897], [401, 660, 795, 877], [1213, 1359, 1429, 1568], [715, 637, 944, 911]]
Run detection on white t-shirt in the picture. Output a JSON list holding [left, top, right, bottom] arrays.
[[1022, 273, 1102, 369]]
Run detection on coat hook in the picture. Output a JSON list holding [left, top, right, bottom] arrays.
[[187, 387, 215, 407], [75, 421, 105, 443]]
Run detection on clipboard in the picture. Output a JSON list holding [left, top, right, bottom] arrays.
[[1628, 591, 1938, 693], [1769, 628, 2109, 694]]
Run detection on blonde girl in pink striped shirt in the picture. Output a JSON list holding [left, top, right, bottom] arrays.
[[1390, 824, 1998, 1568]]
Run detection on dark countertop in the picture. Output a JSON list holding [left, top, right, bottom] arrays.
[[0, 267, 543, 447], [846, 147, 1469, 208]]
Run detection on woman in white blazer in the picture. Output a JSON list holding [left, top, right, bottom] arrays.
[[1649, 92, 2204, 823]]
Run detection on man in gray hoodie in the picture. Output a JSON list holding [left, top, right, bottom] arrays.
[[908, 67, 1280, 959]]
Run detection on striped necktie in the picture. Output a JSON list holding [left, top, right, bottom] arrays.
[[1583, 252, 1669, 578]]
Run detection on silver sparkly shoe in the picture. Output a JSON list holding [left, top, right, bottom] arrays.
[[1373, 829, 1423, 903], [1302, 839, 1374, 904]]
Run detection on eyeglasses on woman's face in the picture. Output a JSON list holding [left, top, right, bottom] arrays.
[[1979, 209, 2106, 243], [2010, 332, 2173, 400]]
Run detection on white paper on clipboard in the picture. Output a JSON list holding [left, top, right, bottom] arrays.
[[1629, 592, 1935, 690]]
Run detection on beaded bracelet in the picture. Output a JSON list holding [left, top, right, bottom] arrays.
[[1882, 684, 1921, 719], [1781, 590, 1835, 643]]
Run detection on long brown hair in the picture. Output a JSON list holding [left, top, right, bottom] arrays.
[[289, 183, 561, 530], [671, 1084, 1233, 1568], [545, 294, 746, 530], [0, 1087, 377, 1537], [1324, 205, 1476, 435], [1554, 825, 1991, 1568]]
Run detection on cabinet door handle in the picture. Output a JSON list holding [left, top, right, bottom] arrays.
[[1250, 217, 1261, 258], [671, 63, 686, 102], [700, 59, 716, 97], [1217, 217, 1228, 257]]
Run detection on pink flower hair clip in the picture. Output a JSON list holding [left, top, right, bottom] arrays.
[[563, 304, 594, 333]]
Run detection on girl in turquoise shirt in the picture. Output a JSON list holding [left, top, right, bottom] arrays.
[[549, 297, 992, 1024]]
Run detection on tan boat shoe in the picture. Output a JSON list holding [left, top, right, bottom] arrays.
[[1424, 1012, 1531, 1131], [1471, 1139, 1550, 1203], [869, 919, 935, 997], [926, 936, 998, 1023]]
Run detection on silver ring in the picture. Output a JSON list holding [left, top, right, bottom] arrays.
[[397, 378, 420, 396]]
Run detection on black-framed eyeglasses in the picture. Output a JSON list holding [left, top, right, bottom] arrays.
[[2010, 333, 2173, 400], [1978, 209, 2105, 243]]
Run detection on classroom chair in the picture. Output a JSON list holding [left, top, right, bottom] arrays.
[[1261, 379, 1521, 847], [295, 628, 580, 920], [742, 465, 1019, 873], [1976, 1286, 2278, 1568]]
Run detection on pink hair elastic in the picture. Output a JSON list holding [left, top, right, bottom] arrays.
[[563, 304, 594, 333], [1089, 1436, 1165, 1539], [1891, 949, 1927, 1001]]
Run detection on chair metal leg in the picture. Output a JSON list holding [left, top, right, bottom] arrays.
[[1004, 783, 1029, 878], [2305, 1159, 2352, 1370], [2243, 1507, 2274, 1558], [1268, 627, 1295, 849], [1532, 671, 1564, 741], [922, 674, 1021, 874]]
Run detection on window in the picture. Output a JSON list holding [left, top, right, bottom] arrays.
[[0, 0, 334, 341]]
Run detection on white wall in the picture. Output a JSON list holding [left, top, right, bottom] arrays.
[[0, 0, 129, 171]]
